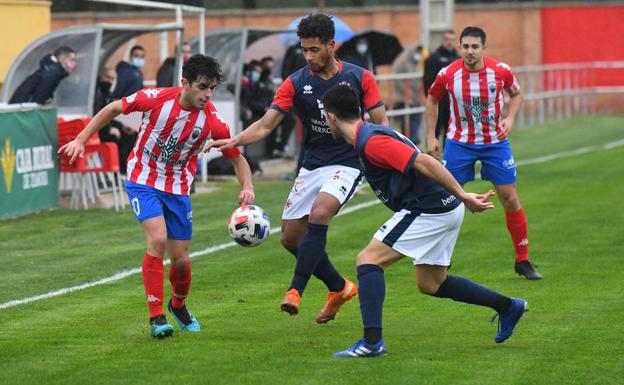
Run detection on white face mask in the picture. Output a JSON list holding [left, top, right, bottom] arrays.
[[132, 57, 145, 69], [356, 44, 368, 55], [413, 53, 421, 62]]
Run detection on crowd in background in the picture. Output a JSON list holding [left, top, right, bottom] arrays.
[[7, 31, 461, 169]]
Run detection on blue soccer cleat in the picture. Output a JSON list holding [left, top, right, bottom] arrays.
[[492, 298, 528, 343], [168, 299, 201, 332], [149, 314, 174, 339], [333, 339, 388, 358]]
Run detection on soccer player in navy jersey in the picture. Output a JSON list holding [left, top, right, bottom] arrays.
[[321, 85, 528, 357], [426, 26, 542, 280], [59, 55, 255, 338], [206, 13, 389, 323]]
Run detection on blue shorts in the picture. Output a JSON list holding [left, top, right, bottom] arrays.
[[125, 181, 193, 240], [443, 139, 517, 185]]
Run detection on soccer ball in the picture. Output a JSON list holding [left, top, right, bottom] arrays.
[[228, 205, 270, 247]]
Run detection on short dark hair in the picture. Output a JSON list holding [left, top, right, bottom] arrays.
[[297, 13, 335, 43], [321, 85, 360, 121], [261, 56, 274, 64], [53, 46, 74, 58], [460, 26, 486, 45], [130, 45, 145, 56], [182, 54, 224, 85]]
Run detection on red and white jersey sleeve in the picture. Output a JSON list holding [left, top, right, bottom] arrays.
[[125, 88, 240, 195], [270, 77, 295, 113], [437, 57, 520, 145]]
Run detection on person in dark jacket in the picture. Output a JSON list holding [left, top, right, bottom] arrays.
[[423, 30, 459, 144], [94, 67, 137, 173], [9, 46, 77, 105], [156, 42, 191, 88], [112, 45, 145, 99]]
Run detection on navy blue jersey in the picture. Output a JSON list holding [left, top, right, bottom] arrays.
[[354, 122, 461, 214], [271, 61, 384, 170]]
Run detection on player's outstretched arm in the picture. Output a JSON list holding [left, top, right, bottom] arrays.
[[425, 95, 442, 159], [413, 153, 495, 212], [58, 100, 123, 164], [229, 154, 255, 205], [368, 105, 389, 126], [204, 109, 284, 153]]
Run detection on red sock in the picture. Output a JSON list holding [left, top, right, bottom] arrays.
[[169, 260, 192, 308], [505, 208, 529, 262], [142, 252, 164, 318]]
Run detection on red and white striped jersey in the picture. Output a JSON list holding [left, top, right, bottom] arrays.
[[121, 87, 240, 195], [428, 57, 520, 145]]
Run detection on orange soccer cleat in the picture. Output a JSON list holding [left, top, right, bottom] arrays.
[[316, 279, 358, 324], [280, 288, 302, 316]]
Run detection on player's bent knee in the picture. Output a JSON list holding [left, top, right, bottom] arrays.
[[172, 256, 190, 271], [308, 205, 336, 225], [147, 236, 167, 256], [417, 281, 439, 295]]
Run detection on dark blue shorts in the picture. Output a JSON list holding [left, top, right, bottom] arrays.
[[125, 181, 193, 240], [443, 139, 517, 185]]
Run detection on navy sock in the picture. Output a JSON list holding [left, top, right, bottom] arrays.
[[434, 275, 511, 314], [357, 264, 385, 344], [287, 248, 344, 292], [289, 223, 329, 295]]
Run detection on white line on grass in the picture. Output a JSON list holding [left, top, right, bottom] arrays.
[[1, 139, 623, 310]]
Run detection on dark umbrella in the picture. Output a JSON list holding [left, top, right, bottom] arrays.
[[336, 29, 403, 66]]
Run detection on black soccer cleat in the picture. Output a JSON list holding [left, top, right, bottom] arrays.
[[149, 314, 174, 338], [514, 260, 543, 280]]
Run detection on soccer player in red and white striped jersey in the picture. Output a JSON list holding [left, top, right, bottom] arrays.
[[60, 55, 255, 337], [425, 27, 542, 280]]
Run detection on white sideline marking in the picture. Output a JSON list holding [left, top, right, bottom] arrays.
[[1, 139, 623, 310]]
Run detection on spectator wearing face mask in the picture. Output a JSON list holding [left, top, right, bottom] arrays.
[[156, 42, 192, 88], [341, 37, 376, 74], [112, 45, 145, 99], [94, 67, 137, 172], [9, 46, 78, 105]]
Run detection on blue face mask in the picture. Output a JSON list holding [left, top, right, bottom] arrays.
[[250, 71, 260, 83], [132, 57, 145, 69]]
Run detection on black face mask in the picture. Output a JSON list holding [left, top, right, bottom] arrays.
[[98, 81, 112, 94], [261, 68, 272, 77]]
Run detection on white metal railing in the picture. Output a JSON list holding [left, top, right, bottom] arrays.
[[376, 61, 624, 132]]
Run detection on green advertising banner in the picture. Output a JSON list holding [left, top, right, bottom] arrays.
[[0, 107, 58, 219]]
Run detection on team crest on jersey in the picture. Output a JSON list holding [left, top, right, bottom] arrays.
[[303, 84, 313, 94], [191, 126, 202, 140], [488, 81, 497, 95], [463, 97, 489, 117]]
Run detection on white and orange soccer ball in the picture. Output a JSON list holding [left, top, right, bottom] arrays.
[[228, 205, 270, 247]]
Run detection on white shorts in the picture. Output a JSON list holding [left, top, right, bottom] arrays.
[[373, 203, 465, 266], [282, 165, 363, 220]]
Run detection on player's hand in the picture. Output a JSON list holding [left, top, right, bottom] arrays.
[[204, 137, 238, 153], [461, 190, 495, 213], [239, 188, 255, 205], [427, 137, 441, 160], [498, 118, 514, 140], [58, 139, 85, 164]]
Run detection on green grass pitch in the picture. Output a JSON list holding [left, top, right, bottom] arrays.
[[0, 115, 623, 385]]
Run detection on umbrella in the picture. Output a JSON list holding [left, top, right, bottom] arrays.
[[283, 15, 354, 44], [336, 29, 403, 66]]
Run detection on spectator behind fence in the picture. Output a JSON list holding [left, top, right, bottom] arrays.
[[156, 42, 192, 88], [392, 44, 424, 145], [9, 46, 77, 105], [341, 37, 376, 74], [112, 45, 145, 99], [281, 41, 308, 81], [423, 30, 459, 146], [94, 67, 137, 173]]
